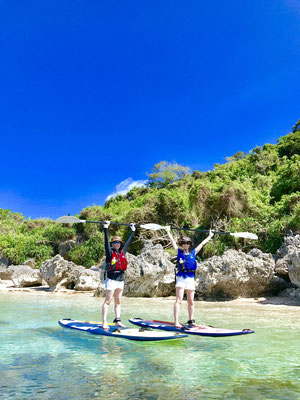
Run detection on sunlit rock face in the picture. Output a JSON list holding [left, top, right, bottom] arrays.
[[275, 235, 300, 287], [0, 265, 42, 287], [123, 240, 176, 297], [74, 269, 100, 291], [40, 254, 99, 291], [195, 248, 282, 299]]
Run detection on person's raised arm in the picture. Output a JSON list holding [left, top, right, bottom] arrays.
[[103, 221, 111, 259], [123, 223, 135, 254], [194, 229, 214, 255], [165, 226, 178, 251]]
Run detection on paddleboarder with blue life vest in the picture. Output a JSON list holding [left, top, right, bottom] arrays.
[[166, 227, 214, 328], [102, 221, 135, 329]]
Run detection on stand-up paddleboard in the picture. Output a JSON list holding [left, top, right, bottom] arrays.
[[129, 318, 254, 337], [58, 319, 188, 341]]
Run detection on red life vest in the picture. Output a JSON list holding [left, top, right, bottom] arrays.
[[109, 251, 128, 272]]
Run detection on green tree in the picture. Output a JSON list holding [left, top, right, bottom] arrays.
[[147, 161, 191, 188], [292, 119, 300, 133], [225, 151, 245, 163], [277, 130, 300, 158]]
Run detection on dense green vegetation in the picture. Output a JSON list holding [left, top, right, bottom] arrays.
[[0, 123, 299, 267]]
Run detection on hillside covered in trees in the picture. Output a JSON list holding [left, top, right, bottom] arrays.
[[0, 122, 299, 268]]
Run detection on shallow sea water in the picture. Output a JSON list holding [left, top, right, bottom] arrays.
[[0, 292, 299, 400]]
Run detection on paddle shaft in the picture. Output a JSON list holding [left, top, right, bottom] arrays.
[[86, 221, 208, 231], [168, 226, 231, 234], [56, 217, 257, 238], [86, 220, 130, 226], [81, 221, 233, 234], [169, 227, 257, 238]]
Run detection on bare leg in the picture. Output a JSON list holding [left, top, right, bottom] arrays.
[[113, 288, 125, 327], [186, 290, 195, 324], [174, 287, 184, 327], [102, 289, 114, 329]]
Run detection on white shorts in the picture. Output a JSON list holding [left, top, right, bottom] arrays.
[[105, 278, 124, 291], [175, 276, 196, 290]]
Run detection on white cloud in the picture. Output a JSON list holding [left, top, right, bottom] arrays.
[[105, 178, 147, 201]]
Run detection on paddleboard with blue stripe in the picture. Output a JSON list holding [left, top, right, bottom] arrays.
[[58, 319, 188, 341], [129, 318, 254, 337]]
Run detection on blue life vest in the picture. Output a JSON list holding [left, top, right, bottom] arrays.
[[177, 249, 197, 272]]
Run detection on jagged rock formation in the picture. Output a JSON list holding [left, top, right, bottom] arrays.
[[74, 269, 100, 291], [196, 248, 287, 299], [124, 240, 175, 297], [40, 254, 99, 291], [1, 236, 299, 301], [275, 235, 300, 286], [0, 265, 42, 287]]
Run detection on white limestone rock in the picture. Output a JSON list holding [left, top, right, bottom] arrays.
[[40, 254, 86, 291], [8, 265, 42, 287], [74, 269, 100, 291], [196, 248, 277, 299], [275, 235, 300, 286], [123, 240, 175, 297]]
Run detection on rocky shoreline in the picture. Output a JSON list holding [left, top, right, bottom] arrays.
[[0, 235, 299, 305]]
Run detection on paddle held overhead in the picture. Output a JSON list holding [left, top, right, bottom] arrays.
[[55, 216, 258, 240]]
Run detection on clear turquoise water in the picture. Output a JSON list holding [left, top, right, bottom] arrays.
[[0, 292, 299, 400]]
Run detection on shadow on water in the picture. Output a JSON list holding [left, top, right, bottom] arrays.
[[33, 323, 191, 349], [258, 297, 300, 306], [222, 377, 300, 400], [30, 287, 53, 292]]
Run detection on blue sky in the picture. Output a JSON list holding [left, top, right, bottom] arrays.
[[0, 1, 299, 219]]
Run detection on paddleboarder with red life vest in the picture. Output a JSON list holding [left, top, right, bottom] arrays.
[[166, 227, 214, 328], [102, 221, 135, 329]]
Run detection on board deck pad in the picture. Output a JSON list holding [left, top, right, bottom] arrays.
[[129, 318, 254, 337], [58, 319, 188, 341]]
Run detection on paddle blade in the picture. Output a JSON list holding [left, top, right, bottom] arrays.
[[139, 223, 166, 231], [230, 232, 258, 240], [55, 216, 85, 224]]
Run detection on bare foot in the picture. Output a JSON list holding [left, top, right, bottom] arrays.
[[174, 323, 183, 328], [102, 324, 109, 329]]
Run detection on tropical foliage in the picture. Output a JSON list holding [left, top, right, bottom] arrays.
[[147, 161, 191, 188], [0, 125, 299, 267]]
